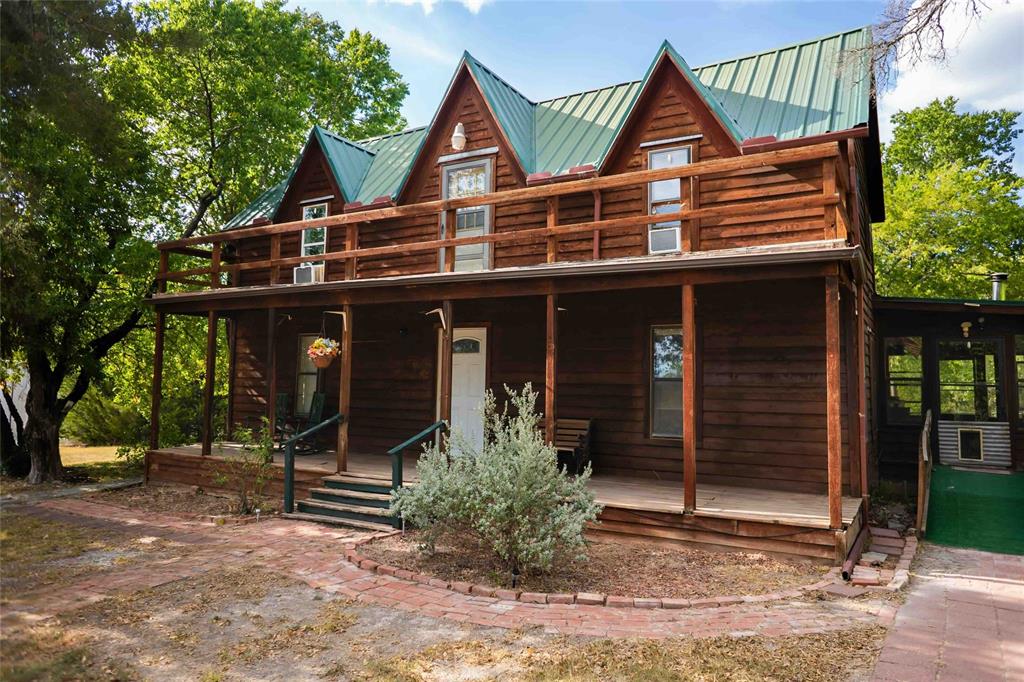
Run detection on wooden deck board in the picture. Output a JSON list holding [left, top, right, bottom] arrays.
[[157, 444, 860, 530]]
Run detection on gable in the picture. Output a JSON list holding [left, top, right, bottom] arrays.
[[272, 138, 343, 223]]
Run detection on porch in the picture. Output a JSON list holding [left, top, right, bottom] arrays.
[[147, 445, 863, 561]]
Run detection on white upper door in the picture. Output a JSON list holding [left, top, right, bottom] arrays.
[[440, 327, 488, 453]]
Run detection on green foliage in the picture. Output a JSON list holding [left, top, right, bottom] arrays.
[[115, 443, 147, 468], [876, 98, 1024, 299], [63, 389, 146, 446], [214, 418, 274, 515], [391, 385, 602, 576]]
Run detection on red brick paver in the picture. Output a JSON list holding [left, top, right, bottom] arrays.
[[871, 544, 1024, 682], [5, 498, 889, 639]]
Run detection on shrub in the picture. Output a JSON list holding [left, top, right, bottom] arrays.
[[63, 390, 146, 446], [214, 418, 274, 515], [391, 384, 602, 576]]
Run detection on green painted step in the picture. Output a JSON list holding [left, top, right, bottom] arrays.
[[322, 474, 392, 495], [296, 498, 396, 527], [309, 487, 391, 509], [281, 511, 394, 533]]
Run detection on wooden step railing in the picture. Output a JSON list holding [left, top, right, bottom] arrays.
[[155, 141, 857, 293], [386, 420, 446, 491], [915, 409, 934, 534], [282, 413, 344, 513]]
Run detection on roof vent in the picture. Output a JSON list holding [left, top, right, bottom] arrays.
[[989, 273, 1008, 301]]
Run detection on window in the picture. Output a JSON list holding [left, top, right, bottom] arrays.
[[1016, 337, 1023, 420], [651, 326, 683, 438], [295, 333, 319, 416], [938, 339, 1002, 422], [453, 338, 480, 353], [300, 203, 327, 267], [441, 159, 492, 272], [885, 337, 923, 424], [647, 146, 691, 254]]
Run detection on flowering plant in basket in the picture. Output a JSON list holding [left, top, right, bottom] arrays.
[[307, 337, 340, 368]]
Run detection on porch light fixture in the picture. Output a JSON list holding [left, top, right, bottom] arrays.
[[961, 321, 972, 338], [451, 122, 466, 151], [425, 307, 448, 330]]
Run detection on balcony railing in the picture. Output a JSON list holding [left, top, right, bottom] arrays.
[[155, 142, 856, 295]]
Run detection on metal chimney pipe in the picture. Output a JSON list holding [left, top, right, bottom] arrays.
[[989, 273, 1008, 301]]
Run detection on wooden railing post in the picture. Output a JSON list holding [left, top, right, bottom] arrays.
[[823, 158, 838, 240], [591, 190, 602, 260], [210, 242, 222, 288], [284, 440, 296, 513], [201, 309, 218, 457], [270, 235, 281, 285], [444, 209, 456, 272], [546, 197, 559, 263], [825, 276, 843, 529], [345, 224, 358, 279], [689, 176, 701, 251], [336, 304, 353, 473], [157, 250, 168, 294], [149, 310, 165, 450], [439, 300, 453, 422], [545, 294, 558, 443], [680, 178, 692, 252], [682, 284, 697, 512]]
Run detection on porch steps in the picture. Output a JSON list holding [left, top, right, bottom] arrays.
[[289, 472, 399, 531]]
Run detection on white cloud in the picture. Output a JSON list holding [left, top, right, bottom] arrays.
[[369, 20, 460, 65], [377, 0, 490, 14], [877, 0, 1024, 145]]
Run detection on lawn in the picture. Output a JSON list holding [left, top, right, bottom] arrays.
[[0, 445, 140, 496]]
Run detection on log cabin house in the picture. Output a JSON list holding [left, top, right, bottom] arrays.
[[145, 27, 1019, 564]]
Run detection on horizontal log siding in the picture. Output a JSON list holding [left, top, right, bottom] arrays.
[[230, 310, 270, 428]]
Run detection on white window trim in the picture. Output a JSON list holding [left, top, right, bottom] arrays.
[[440, 158, 493, 272], [647, 145, 692, 256], [295, 332, 320, 417], [300, 202, 328, 264]]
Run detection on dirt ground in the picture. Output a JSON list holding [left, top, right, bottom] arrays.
[[1, 447, 139, 497], [360, 530, 829, 598], [85, 484, 242, 517], [0, 501, 887, 681]]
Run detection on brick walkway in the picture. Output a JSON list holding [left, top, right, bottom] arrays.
[[5, 499, 893, 639], [871, 544, 1024, 682]]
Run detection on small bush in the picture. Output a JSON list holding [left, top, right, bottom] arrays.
[[63, 390, 146, 446], [214, 419, 274, 515], [391, 384, 602, 576]]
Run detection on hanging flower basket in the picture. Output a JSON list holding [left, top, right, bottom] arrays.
[[307, 337, 340, 369]]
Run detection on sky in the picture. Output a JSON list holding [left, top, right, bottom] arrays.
[[297, 0, 1024, 167]]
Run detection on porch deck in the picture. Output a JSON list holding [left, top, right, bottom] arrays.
[[151, 445, 861, 529]]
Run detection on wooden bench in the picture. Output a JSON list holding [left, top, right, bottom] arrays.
[[554, 418, 593, 475]]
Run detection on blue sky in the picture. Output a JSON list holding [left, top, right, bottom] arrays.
[[297, 0, 1023, 166]]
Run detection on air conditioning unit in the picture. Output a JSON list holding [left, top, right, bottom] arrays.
[[293, 263, 325, 284]]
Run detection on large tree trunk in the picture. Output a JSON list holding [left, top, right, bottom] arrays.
[[24, 364, 64, 484]]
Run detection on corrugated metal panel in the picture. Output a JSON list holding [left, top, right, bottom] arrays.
[[315, 126, 374, 202], [465, 55, 535, 173], [937, 421, 1013, 468], [535, 81, 641, 176], [692, 27, 871, 141], [354, 127, 428, 204]]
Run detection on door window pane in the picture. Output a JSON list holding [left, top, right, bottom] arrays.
[[885, 337, 923, 423], [296, 333, 319, 416], [651, 326, 683, 437], [938, 339, 1002, 422]]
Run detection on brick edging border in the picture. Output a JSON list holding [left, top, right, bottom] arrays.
[[341, 532, 844, 610]]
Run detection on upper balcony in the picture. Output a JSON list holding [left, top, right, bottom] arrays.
[[153, 142, 862, 302]]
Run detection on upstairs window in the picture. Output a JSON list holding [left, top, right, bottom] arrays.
[[885, 336, 923, 424], [647, 146, 691, 255], [300, 203, 327, 267], [442, 159, 492, 272]]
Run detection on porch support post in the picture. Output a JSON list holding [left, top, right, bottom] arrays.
[[825, 276, 843, 528], [336, 304, 353, 473], [682, 284, 697, 512], [439, 300, 453, 423], [843, 282, 862, 498], [266, 309, 278, 433], [148, 311, 166, 450], [856, 282, 869, 503], [201, 309, 218, 457], [545, 293, 558, 443]]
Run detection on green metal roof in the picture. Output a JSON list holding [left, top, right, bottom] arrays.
[[224, 27, 873, 229]]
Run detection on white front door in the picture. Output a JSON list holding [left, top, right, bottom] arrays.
[[439, 327, 487, 452]]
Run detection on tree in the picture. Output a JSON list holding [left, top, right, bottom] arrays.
[[875, 98, 1024, 299], [1, 0, 407, 483]]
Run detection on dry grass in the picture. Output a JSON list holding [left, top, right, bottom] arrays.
[[360, 531, 828, 598], [0, 513, 113, 581], [0, 623, 137, 682], [60, 445, 121, 466], [87, 484, 238, 517], [217, 599, 358, 664], [361, 627, 887, 682], [1, 449, 139, 496]]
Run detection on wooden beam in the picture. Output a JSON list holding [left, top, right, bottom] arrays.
[[210, 242, 222, 288], [591, 190, 602, 260], [345, 224, 358, 279], [545, 294, 558, 443], [844, 285, 862, 497], [337, 304, 353, 473], [825, 276, 843, 528], [546, 197, 559, 263], [160, 142, 843, 249], [444, 209, 456, 273], [266, 309, 278, 433], [201, 310, 218, 456], [823, 158, 837, 240], [856, 282, 869, 501], [157, 251, 168, 295], [689, 176, 701, 251], [682, 284, 697, 512], [148, 311, 166, 450], [439, 300, 453, 423], [270, 235, 281, 285]]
